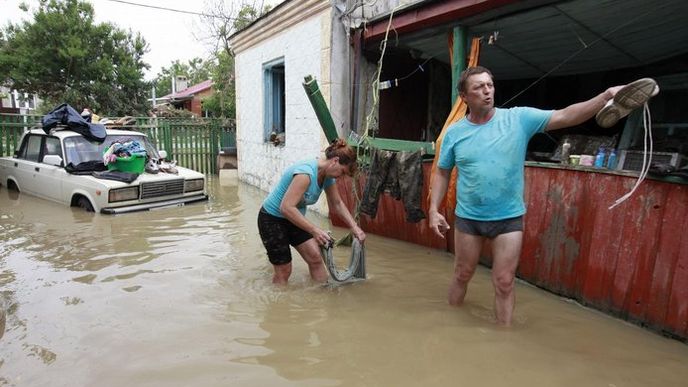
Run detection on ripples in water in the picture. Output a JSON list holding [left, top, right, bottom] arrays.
[[1, 177, 687, 387]]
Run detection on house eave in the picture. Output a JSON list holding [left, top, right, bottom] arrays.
[[363, 0, 530, 42], [229, 0, 330, 54]]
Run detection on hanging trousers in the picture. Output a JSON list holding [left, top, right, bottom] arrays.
[[360, 149, 426, 223]]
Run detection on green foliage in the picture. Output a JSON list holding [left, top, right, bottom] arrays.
[[0, 0, 151, 116], [233, 4, 272, 31], [233, 5, 259, 31], [153, 57, 214, 97], [196, 2, 273, 118], [153, 53, 234, 118], [201, 51, 235, 118]]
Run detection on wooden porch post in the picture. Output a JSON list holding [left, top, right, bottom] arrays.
[[451, 26, 468, 104]]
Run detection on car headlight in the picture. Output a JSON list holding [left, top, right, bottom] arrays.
[[184, 178, 205, 192], [109, 186, 140, 202]]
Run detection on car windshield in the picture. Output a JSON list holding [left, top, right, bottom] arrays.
[[63, 134, 160, 166]]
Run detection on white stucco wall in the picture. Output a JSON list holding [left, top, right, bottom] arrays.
[[234, 10, 332, 215]]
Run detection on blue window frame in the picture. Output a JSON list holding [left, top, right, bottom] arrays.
[[263, 58, 286, 142]]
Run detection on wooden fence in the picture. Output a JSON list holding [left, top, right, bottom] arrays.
[[0, 113, 235, 175]]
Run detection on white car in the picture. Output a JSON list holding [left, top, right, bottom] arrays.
[[0, 128, 208, 214]]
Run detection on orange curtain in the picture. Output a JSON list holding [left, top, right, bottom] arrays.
[[428, 36, 481, 213]]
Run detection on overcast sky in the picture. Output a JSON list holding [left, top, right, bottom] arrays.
[[0, 0, 283, 80]]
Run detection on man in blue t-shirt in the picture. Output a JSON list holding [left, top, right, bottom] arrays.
[[429, 66, 626, 326]]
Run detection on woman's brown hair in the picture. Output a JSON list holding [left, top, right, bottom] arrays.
[[325, 138, 358, 175]]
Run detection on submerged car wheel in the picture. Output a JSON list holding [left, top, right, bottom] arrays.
[[75, 196, 95, 212], [7, 180, 20, 192]]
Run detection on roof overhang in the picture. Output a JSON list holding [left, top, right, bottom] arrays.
[[363, 0, 688, 80], [363, 0, 529, 42], [229, 0, 330, 54], [169, 95, 194, 103]]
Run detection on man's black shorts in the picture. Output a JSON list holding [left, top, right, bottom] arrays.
[[454, 215, 523, 239], [257, 207, 313, 265]]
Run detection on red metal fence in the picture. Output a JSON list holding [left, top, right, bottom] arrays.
[[521, 166, 687, 341], [332, 163, 688, 341]]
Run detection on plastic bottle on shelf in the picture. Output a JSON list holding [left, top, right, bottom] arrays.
[[594, 147, 606, 168], [606, 148, 618, 170], [560, 138, 571, 164]]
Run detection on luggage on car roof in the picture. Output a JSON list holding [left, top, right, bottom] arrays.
[[42, 103, 107, 143]]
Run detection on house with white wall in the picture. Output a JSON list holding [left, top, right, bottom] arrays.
[[228, 0, 355, 215], [229, 0, 439, 216], [0, 86, 40, 114]]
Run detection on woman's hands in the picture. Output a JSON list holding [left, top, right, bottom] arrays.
[[324, 183, 366, 243], [312, 225, 365, 247], [311, 227, 334, 247], [352, 225, 366, 242]]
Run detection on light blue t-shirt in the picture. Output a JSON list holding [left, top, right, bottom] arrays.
[[262, 158, 336, 218], [437, 107, 552, 221]]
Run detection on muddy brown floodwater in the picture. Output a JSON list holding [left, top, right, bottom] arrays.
[[0, 176, 687, 386]]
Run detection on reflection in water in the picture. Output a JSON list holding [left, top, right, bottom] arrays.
[[0, 177, 687, 386]]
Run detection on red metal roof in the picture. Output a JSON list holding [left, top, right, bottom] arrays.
[[162, 79, 213, 99]]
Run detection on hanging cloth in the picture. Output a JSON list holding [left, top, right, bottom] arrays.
[[427, 36, 481, 214]]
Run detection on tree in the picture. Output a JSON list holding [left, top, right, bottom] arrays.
[[200, 51, 235, 118], [192, 1, 272, 118], [201, 1, 272, 57], [0, 0, 151, 116]]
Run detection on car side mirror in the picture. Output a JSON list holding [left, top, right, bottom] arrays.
[[43, 155, 63, 167], [158, 150, 168, 160]]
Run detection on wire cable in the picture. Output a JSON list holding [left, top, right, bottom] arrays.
[[332, 5, 402, 250], [500, 3, 666, 107], [362, 5, 400, 140], [103, 0, 231, 19]]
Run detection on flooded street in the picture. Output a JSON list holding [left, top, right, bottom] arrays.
[[1, 176, 687, 387]]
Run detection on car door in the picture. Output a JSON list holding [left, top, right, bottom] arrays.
[[35, 136, 66, 203], [12, 134, 44, 195]]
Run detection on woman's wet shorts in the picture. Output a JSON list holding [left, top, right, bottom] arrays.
[[454, 216, 523, 239], [257, 207, 313, 265]]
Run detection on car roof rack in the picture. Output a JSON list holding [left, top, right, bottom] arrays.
[[46, 124, 70, 135]]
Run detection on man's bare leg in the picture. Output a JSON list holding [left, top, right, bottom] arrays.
[[490, 231, 523, 326], [448, 230, 484, 306], [295, 239, 328, 283]]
